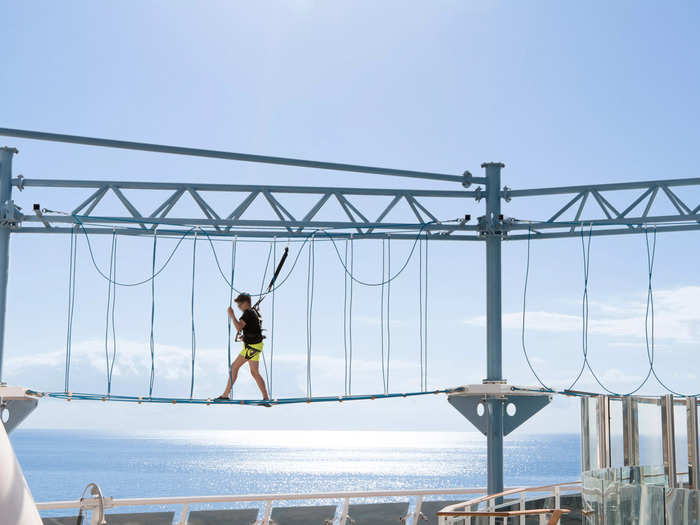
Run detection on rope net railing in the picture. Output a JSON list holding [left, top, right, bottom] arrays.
[[520, 223, 700, 398], [55, 215, 438, 405], [47, 203, 700, 405]]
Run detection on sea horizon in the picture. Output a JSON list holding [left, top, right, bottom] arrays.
[[12, 429, 581, 516]]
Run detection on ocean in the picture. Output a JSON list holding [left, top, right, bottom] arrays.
[[11, 430, 580, 515]]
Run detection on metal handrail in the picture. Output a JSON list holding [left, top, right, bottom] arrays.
[[36, 486, 495, 525], [438, 509, 569, 525], [437, 481, 581, 525]]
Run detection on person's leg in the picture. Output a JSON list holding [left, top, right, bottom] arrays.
[[221, 354, 246, 397], [248, 360, 270, 400]]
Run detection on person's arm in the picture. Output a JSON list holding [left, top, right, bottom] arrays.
[[228, 306, 246, 331]]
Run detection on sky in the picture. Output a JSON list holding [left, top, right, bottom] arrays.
[[1, 1, 700, 437]]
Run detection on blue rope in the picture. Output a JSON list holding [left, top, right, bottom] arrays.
[[419, 234, 429, 391], [520, 225, 554, 391], [343, 239, 349, 396], [258, 242, 273, 388], [643, 229, 700, 397], [424, 234, 428, 390], [380, 239, 386, 393], [104, 231, 118, 395], [522, 224, 657, 396], [64, 228, 78, 393], [148, 231, 157, 397], [348, 235, 354, 395], [73, 213, 434, 298], [190, 233, 197, 399], [269, 238, 277, 397], [226, 238, 237, 399], [305, 235, 315, 399], [386, 236, 391, 393], [419, 237, 424, 391], [32, 387, 464, 405], [73, 215, 193, 286]]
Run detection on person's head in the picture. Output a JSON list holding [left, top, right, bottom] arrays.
[[234, 293, 252, 311]]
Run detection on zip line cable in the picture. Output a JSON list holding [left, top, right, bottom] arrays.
[[148, 231, 157, 397]]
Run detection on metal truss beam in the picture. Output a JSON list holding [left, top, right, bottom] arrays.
[[504, 177, 700, 239], [12, 177, 476, 239]]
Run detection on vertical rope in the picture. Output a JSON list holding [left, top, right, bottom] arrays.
[[105, 230, 118, 395], [380, 239, 386, 393], [258, 242, 273, 388], [269, 237, 277, 397], [386, 235, 391, 393], [567, 227, 591, 390], [418, 236, 424, 391], [64, 227, 78, 393], [343, 239, 349, 396], [424, 234, 428, 390], [305, 234, 315, 398], [520, 225, 551, 390], [148, 231, 157, 397], [226, 237, 237, 398], [190, 232, 197, 399], [348, 234, 354, 395]]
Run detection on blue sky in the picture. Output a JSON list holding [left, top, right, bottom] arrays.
[[2, 1, 700, 434]]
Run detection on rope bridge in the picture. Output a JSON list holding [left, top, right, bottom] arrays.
[[49, 215, 445, 406], [27, 388, 463, 406]]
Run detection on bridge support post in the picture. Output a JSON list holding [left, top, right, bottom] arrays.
[[483, 162, 505, 499], [0, 147, 17, 384]]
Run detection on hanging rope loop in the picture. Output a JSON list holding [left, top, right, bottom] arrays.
[[149, 230, 157, 397]]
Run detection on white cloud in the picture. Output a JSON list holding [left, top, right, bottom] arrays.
[[5, 338, 430, 399], [466, 285, 700, 344]]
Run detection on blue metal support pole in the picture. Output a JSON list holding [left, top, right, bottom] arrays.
[[0, 148, 16, 383], [484, 162, 505, 498]]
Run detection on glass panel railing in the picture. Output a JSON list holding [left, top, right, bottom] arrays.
[[639, 400, 664, 467], [584, 466, 669, 524], [583, 470, 604, 525], [610, 398, 625, 468], [674, 403, 690, 488], [665, 487, 700, 524]]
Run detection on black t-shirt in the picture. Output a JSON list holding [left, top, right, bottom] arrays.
[[241, 308, 263, 344]]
